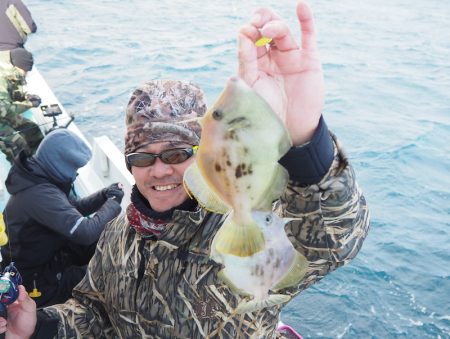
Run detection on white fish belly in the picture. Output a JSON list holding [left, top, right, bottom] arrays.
[[213, 211, 298, 299]]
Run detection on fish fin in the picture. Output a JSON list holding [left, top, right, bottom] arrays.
[[214, 215, 265, 257], [272, 250, 308, 291], [235, 294, 291, 314], [183, 162, 230, 214], [254, 164, 289, 210]]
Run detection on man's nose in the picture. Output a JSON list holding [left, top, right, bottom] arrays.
[[150, 158, 174, 177]]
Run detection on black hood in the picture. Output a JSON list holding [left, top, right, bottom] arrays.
[[5, 152, 70, 196]]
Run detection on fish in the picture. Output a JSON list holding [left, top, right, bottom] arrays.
[[184, 76, 292, 257], [211, 211, 308, 314], [183, 77, 308, 312]]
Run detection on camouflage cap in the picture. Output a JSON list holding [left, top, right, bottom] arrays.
[[124, 80, 207, 155]]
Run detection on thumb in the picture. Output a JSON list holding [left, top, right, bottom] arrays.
[[15, 285, 36, 312]]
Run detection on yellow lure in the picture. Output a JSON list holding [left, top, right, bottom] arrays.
[[255, 37, 272, 47]]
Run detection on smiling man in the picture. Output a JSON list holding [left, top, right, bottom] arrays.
[[122, 80, 206, 236]]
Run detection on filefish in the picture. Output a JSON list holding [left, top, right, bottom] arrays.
[[212, 211, 308, 314], [184, 76, 292, 257], [183, 77, 308, 312]]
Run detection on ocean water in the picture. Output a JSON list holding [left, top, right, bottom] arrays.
[[26, 0, 450, 338]]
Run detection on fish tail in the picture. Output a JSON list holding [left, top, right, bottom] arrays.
[[272, 250, 308, 291], [183, 162, 230, 214], [214, 217, 265, 257], [234, 294, 291, 314]]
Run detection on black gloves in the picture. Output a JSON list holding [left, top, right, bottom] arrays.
[[11, 90, 26, 101], [27, 94, 42, 107], [103, 183, 124, 204]]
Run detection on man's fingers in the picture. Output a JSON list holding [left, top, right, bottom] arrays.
[[0, 314, 6, 334], [238, 26, 259, 86], [250, 5, 300, 54], [250, 7, 282, 28], [251, 2, 317, 53], [296, 1, 317, 52], [16, 285, 36, 312], [260, 20, 299, 53], [240, 24, 267, 59]]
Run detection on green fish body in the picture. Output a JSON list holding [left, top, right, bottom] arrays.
[[184, 77, 292, 257]]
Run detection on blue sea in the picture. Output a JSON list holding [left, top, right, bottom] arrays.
[[26, 0, 450, 338]]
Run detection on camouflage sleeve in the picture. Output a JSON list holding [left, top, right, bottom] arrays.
[[0, 98, 32, 118], [276, 132, 370, 294], [8, 99, 33, 115], [41, 219, 117, 338], [0, 73, 33, 116], [11, 76, 33, 114]]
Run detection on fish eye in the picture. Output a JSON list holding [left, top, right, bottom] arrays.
[[265, 215, 272, 224], [212, 110, 223, 120]]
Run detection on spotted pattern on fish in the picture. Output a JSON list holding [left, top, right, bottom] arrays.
[[234, 163, 253, 179], [225, 129, 238, 141], [42, 135, 369, 339]]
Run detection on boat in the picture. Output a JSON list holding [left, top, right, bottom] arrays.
[[0, 67, 134, 212], [0, 67, 302, 339]]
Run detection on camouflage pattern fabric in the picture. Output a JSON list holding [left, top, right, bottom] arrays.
[[0, 67, 43, 162], [124, 80, 207, 154], [43, 136, 370, 339], [0, 50, 12, 68]]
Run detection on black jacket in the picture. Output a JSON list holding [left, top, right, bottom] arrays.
[[1, 152, 121, 306]]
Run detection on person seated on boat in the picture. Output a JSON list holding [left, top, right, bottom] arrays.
[[0, 128, 124, 308], [0, 0, 37, 53], [0, 2, 370, 338], [0, 47, 44, 163]]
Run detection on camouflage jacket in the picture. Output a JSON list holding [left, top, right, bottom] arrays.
[[0, 66, 33, 119], [42, 135, 370, 338]]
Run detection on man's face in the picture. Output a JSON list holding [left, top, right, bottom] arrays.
[[131, 141, 195, 212]]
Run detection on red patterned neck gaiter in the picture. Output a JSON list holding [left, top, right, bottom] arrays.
[[126, 203, 168, 238]]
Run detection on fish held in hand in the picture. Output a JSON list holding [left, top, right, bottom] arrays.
[[183, 77, 292, 257], [211, 211, 308, 314]]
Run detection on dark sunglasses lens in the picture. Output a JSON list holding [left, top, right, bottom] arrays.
[[127, 154, 156, 167], [161, 149, 191, 164]]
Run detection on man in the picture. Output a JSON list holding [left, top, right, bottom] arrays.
[[1, 128, 124, 308], [0, 47, 43, 163], [1, 2, 370, 338], [0, 0, 37, 52]]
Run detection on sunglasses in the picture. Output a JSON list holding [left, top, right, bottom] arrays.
[[125, 147, 197, 167]]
